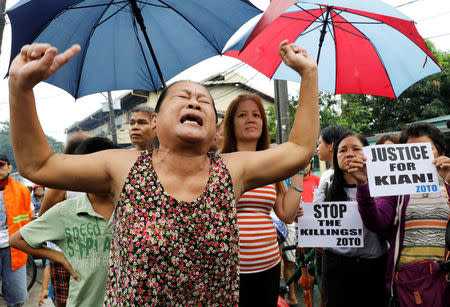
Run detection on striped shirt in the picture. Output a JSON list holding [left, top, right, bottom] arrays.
[[399, 189, 449, 265], [237, 184, 280, 274]]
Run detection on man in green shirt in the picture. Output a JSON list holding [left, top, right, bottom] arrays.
[[9, 137, 116, 306]]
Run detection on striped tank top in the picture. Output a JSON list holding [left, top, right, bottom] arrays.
[[237, 184, 281, 274], [399, 189, 449, 265]]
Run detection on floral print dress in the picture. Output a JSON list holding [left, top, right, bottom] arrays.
[[104, 150, 239, 306]]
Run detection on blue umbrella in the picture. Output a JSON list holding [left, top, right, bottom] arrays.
[[7, 0, 261, 98]]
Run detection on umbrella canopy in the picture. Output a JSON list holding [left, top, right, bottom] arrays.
[[7, 0, 261, 98], [226, 0, 443, 99]]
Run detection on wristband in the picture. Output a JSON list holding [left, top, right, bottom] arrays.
[[298, 169, 307, 175], [289, 181, 303, 193]]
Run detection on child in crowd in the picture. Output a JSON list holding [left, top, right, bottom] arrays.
[[10, 137, 118, 307], [39, 259, 55, 306]]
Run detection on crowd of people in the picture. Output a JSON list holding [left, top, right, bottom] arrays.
[[0, 39, 449, 307]]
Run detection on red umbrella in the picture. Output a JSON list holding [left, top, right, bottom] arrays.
[[226, 0, 443, 98]]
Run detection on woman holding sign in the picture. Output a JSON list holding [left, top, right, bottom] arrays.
[[318, 132, 389, 307], [221, 93, 305, 306], [349, 123, 450, 306]]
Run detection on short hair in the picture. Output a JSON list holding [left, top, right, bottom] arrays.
[[130, 105, 153, 118], [64, 131, 92, 154], [320, 125, 348, 145], [399, 123, 445, 155], [221, 93, 270, 154], [376, 134, 399, 145], [74, 137, 119, 155], [155, 81, 217, 123]]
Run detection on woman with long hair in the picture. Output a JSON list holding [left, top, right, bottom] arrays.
[[8, 41, 319, 305], [222, 93, 304, 306], [321, 132, 388, 307], [314, 125, 348, 202]]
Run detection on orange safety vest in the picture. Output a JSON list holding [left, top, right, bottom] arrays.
[[3, 177, 32, 270]]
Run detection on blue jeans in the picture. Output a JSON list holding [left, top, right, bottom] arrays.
[[0, 247, 28, 306]]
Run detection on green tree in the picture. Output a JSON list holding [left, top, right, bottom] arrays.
[[0, 121, 64, 172], [267, 91, 372, 142], [267, 41, 449, 139], [359, 42, 450, 133]]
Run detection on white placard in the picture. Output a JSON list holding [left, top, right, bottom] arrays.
[[363, 143, 439, 197], [297, 201, 364, 248]]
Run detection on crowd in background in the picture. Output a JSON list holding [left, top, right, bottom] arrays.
[[0, 39, 449, 307]]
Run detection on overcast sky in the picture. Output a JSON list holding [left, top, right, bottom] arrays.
[[0, 0, 449, 142]]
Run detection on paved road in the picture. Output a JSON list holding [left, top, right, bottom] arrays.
[[23, 260, 53, 307], [2, 260, 322, 307]]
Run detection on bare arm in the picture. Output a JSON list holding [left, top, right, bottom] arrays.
[[39, 188, 66, 216], [39, 264, 51, 306], [8, 43, 134, 199], [274, 174, 304, 224], [224, 41, 319, 199], [9, 231, 79, 280]]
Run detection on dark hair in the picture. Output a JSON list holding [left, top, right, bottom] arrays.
[[155, 81, 217, 123], [130, 105, 153, 118], [221, 94, 284, 193], [326, 132, 369, 201], [221, 93, 270, 154], [64, 132, 92, 154], [376, 134, 399, 145], [74, 137, 119, 155], [320, 125, 348, 145], [0, 153, 10, 165], [399, 123, 445, 155]]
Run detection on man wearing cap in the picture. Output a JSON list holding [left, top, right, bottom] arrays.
[[0, 153, 32, 306], [31, 185, 45, 217]]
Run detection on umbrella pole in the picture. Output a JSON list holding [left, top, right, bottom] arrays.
[[129, 0, 167, 88], [316, 6, 332, 65]]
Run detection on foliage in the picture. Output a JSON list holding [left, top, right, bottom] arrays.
[[0, 121, 64, 172], [267, 41, 449, 140]]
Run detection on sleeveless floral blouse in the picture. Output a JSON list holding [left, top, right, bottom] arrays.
[[104, 150, 239, 306]]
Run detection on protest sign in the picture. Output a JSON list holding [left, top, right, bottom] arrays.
[[363, 143, 439, 197], [297, 201, 363, 248]]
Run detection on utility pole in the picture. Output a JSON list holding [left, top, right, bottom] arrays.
[[0, 0, 7, 54], [270, 0, 291, 144], [107, 91, 118, 144], [274, 80, 291, 143]]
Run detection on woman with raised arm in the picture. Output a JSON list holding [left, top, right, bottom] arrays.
[[8, 40, 318, 305], [221, 93, 304, 306]]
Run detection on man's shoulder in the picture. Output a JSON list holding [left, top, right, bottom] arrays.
[[43, 196, 83, 217], [8, 177, 29, 191]]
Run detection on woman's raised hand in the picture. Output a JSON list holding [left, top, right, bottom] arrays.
[[278, 40, 317, 76], [9, 43, 80, 91], [433, 156, 450, 183], [347, 156, 369, 186]]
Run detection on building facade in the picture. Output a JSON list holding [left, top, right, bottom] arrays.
[[66, 73, 274, 147]]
